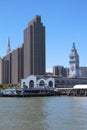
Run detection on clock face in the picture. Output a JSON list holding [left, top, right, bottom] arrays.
[[71, 56, 74, 59], [70, 55, 74, 59], [71, 65, 74, 71]]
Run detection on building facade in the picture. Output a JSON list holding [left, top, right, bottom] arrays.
[[79, 67, 87, 78], [0, 15, 46, 84], [21, 75, 55, 88], [21, 75, 87, 88], [0, 57, 4, 84], [0, 57, 9, 84], [24, 15, 45, 78], [53, 65, 69, 77]]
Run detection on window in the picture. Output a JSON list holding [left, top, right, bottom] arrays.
[[29, 80, 34, 88], [39, 80, 45, 87], [49, 81, 53, 87]]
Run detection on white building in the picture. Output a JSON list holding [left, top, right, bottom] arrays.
[[69, 43, 79, 78], [21, 75, 55, 88]]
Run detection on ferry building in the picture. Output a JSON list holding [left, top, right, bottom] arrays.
[[69, 43, 79, 78], [21, 42, 87, 88]]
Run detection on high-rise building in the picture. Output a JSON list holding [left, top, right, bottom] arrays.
[[0, 57, 9, 84], [4, 52, 12, 84], [10, 45, 23, 84], [0, 57, 3, 84], [53, 65, 69, 77], [24, 15, 45, 78], [0, 15, 46, 84], [69, 43, 79, 77]]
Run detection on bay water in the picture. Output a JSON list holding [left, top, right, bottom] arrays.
[[0, 96, 87, 130]]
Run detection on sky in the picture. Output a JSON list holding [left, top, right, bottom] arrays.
[[0, 0, 87, 72]]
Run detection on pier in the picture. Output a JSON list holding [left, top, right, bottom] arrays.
[[55, 86, 87, 96], [0, 85, 87, 97]]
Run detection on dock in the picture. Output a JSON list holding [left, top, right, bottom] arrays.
[[0, 85, 87, 97]]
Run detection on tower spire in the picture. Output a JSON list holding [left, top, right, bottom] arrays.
[[69, 43, 79, 78], [7, 37, 11, 54]]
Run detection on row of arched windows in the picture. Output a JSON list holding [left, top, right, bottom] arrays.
[[29, 80, 53, 88]]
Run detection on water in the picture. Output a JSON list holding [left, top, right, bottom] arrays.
[[0, 96, 87, 130]]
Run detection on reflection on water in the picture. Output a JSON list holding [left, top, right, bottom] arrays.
[[0, 97, 87, 130]]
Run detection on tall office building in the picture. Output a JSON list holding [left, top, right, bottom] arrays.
[[0, 57, 9, 84], [0, 57, 3, 84], [4, 53, 12, 84], [24, 15, 45, 78], [11, 44, 24, 84], [3, 44, 24, 85]]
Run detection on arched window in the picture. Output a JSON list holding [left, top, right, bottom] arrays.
[[39, 80, 45, 87], [29, 80, 34, 88], [49, 81, 53, 87]]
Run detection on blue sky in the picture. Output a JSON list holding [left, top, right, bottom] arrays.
[[0, 0, 87, 72]]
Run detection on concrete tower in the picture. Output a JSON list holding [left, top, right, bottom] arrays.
[[7, 37, 11, 54], [24, 15, 45, 78], [69, 43, 79, 77]]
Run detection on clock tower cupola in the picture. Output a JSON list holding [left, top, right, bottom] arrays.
[[69, 43, 79, 77]]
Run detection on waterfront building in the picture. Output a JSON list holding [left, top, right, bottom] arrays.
[[0, 57, 3, 84], [0, 57, 9, 84], [69, 43, 79, 78], [24, 15, 45, 78], [11, 49, 18, 84], [21, 75, 87, 88], [4, 52, 12, 84], [3, 44, 24, 84], [21, 75, 55, 88], [0, 15, 45, 84], [11, 45, 24, 84]]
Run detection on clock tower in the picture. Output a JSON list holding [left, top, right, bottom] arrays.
[[69, 43, 79, 77]]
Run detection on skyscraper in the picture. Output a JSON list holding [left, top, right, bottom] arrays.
[[11, 45, 24, 84], [0, 15, 46, 84], [0, 57, 9, 84], [24, 15, 45, 78], [0, 57, 3, 84]]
